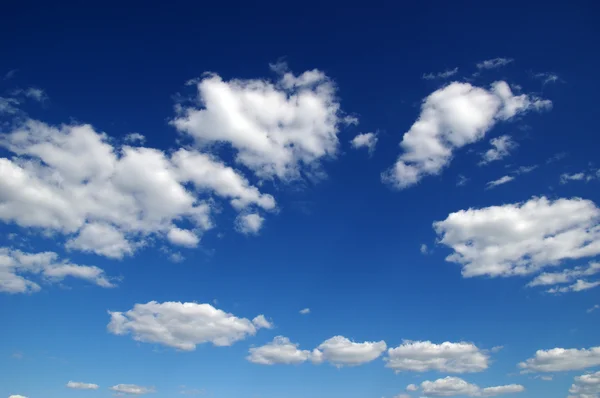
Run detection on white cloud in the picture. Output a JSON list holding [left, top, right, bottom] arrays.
[[0, 247, 115, 294], [534, 72, 561, 85], [480, 135, 518, 165], [560, 169, 600, 184], [350, 132, 378, 155], [247, 336, 319, 365], [235, 213, 264, 235], [0, 119, 275, 258], [300, 308, 310, 315], [314, 335, 387, 367], [528, 262, 600, 288], [587, 304, 600, 313], [394, 395, 411, 398], [382, 81, 550, 189], [252, 314, 273, 329], [476, 58, 514, 70], [167, 227, 200, 248], [420, 244, 429, 254], [519, 346, 600, 372], [457, 174, 469, 186], [485, 175, 514, 189], [123, 133, 146, 144], [107, 301, 270, 350], [0, 97, 20, 114], [569, 370, 600, 398], [172, 64, 351, 181], [110, 384, 155, 395], [423, 68, 459, 80], [9, 396, 28, 398], [384, 340, 489, 373], [433, 197, 600, 278], [417, 377, 524, 397], [66, 381, 99, 390], [547, 279, 600, 294], [407, 384, 419, 391]]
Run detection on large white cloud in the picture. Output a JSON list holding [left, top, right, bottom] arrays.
[[66, 381, 99, 390], [569, 370, 600, 398], [0, 247, 115, 294], [434, 197, 600, 278], [171, 64, 352, 181], [417, 377, 524, 397], [107, 301, 271, 350], [382, 81, 550, 188], [247, 336, 320, 365], [0, 119, 275, 258], [385, 340, 489, 373], [519, 346, 600, 372], [109, 384, 155, 395]]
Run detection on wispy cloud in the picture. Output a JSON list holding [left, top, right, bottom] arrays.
[[422, 67, 459, 80], [476, 58, 514, 70], [485, 175, 514, 189]]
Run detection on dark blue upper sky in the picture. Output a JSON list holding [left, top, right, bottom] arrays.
[[1, 1, 600, 398]]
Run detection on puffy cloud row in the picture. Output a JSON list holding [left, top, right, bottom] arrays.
[[411, 376, 524, 397]]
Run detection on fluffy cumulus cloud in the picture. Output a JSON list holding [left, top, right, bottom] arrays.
[[107, 301, 271, 350], [0, 247, 115, 294], [247, 336, 320, 365], [0, 120, 275, 258], [172, 63, 351, 181], [434, 197, 600, 278], [480, 135, 517, 165], [314, 335, 387, 367], [519, 346, 600, 372], [384, 340, 489, 373], [247, 335, 386, 367], [416, 377, 524, 397], [350, 132, 378, 155], [382, 81, 550, 189], [110, 384, 155, 395], [66, 381, 99, 390], [569, 370, 600, 398]]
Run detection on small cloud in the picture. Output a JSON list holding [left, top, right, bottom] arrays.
[[299, 308, 310, 315], [513, 165, 538, 175], [124, 132, 146, 144], [4, 69, 18, 80], [479, 135, 518, 165], [587, 304, 599, 313], [491, 345, 504, 353], [546, 152, 567, 164], [169, 252, 185, 263], [485, 175, 515, 189], [534, 72, 563, 85], [457, 175, 469, 186], [235, 213, 265, 235], [422, 67, 459, 80], [350, 132, 378, 155], [476, 57, 514, 70], [420, 244, 429, 254]]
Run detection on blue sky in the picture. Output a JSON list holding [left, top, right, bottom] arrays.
[[1, 1, 599, 398]]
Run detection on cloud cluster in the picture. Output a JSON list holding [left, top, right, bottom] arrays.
[[0, 247, 115, 294], [0, 120, 276, 258], [108, 301, 272, 350], [434, 197, 600, 281], [519, 346, 600, 372], [569, 370, 600, 398], [414, 376, 524, 396], [383, 81, 550, 188], [384, 340, 489, 373], [247, 335, 386, 367]]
